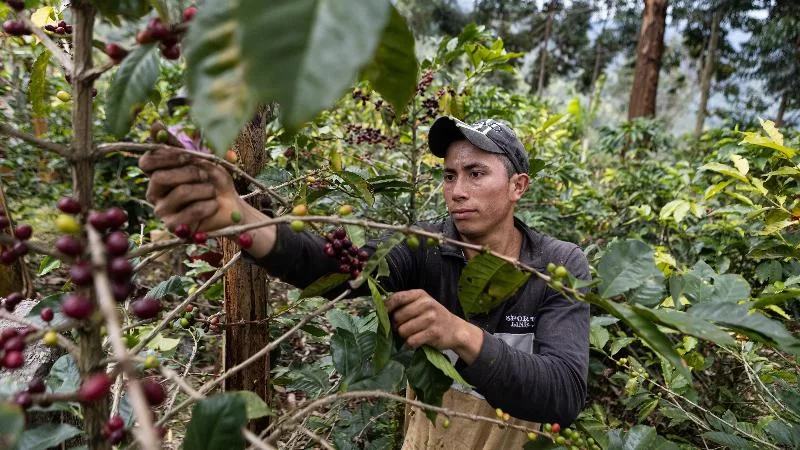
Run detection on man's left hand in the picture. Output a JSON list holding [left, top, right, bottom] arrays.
[[385, 289, 483, 364]]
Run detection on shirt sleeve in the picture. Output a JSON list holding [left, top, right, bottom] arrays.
[[241, 224, 419, 296], [456, 246, 591, 426]]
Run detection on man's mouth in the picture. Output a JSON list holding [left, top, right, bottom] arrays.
[[451, 209, 477, 220]]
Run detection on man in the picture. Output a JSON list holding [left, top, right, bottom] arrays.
[[140, 116, 590, 449]]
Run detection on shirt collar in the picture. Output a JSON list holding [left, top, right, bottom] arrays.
[[439, 216, 541, 267]]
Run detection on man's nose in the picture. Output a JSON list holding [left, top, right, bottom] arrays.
[[450, 177, 468, 201]]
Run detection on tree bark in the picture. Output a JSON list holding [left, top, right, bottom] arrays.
[[776, 92, 787, 128], [0, 181, 29, 297], [537, 1, 556, 96], [222, 105, 274, 432], [694, 9, 721, 137], [70, 2, 110, 448], [628, 0, 668, 120]]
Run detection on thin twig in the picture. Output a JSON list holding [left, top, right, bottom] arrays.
[[91, 142, 289, 208], [87, 226, 161, 450], [83, 59, 115, 82], [0, 310, 80, 358], [130, 253, 241, 355], [0, 122, 70, 157], [157, 293, 347, 426], [18, 15, 74, 73], [133, 248, 170, 272], [264, 390, 547, 444], [243, 428, 277, 450], [293, 425, 335, 450], [164, 331, 200, 412], [161, 364, 203, 401]]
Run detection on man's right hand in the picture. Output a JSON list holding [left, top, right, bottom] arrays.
[[139, 148, 241, 232]]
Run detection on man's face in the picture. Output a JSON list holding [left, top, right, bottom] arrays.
[[443, 140, 527, 240]]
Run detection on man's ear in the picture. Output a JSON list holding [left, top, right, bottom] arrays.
[[509, 173, 530, 201]]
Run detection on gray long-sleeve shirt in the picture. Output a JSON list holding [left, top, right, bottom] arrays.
[[244, 217, 590, 426]]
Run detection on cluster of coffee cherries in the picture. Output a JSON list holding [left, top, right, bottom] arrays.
[[546, 262, 569, 291], [324, 227, 369, 280], [2, 0, 30, 36], [0, 205, 31, 265], [541, 422, 599, 450], [0, 327, 36, 370], [132, 7, 197, 60], [54, 197, 135, 319], [344, 123, 399, 150], [416, 69, 435, 96], [44, 19, 73, 35]]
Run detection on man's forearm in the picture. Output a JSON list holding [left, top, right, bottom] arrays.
[[234, 197, 278, 259]]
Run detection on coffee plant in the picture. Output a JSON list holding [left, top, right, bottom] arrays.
[[2, 1, 800, 449]]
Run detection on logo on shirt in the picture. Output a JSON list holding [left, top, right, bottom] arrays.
[[506, 314, 536, 329]]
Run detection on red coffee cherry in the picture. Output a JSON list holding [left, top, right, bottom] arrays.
[[56, 235, 83, 256], [69, 261, 94, 286], [192, 231, 208, 244], [40, 307, 54, 322], [237, 232, 253, 249], [105, 231, 130, 256], [111, 281, 134, 302], [182, 6, 198, 21], [61, 293, 94, 319], [78, 373, 112, 402], [27, 377, 46, 394], [13, 224, 32, 240], [142, 378, 166, 406], [88, 210, 110, 231], [108, 257, 133, 282], [131, 297, 161, 319], [105, 43, 129, 62], [4, 336, 25, 352], [2, 350, 24, 369], [173, 223, 191, 239], [105, 207, 128, 230], [57, 197, 82, 214]]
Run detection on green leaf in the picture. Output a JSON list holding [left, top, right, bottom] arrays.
[[49, 354, 80, 392], [0, 403, 24, 450], [630, 306, 736, 348], [232, 391, 274, 420], [590, 325, 610, 349], [238, 0, 392, 128], [610, 337, 637, 356], [458, 253, 530, 316], [105, 44, 160, 137], [338, 170, 375, 206], [37, 255, 61, 276], [355, 233, 405, 287], [373, 321, 392, 373], [360, 5, 418, 115], [600, 300, 691, 381], [741, 131, 797, 158], [628, 275, 665, 307], [29, 50, 50, 119], [184, 1, 257, 154], [183, 394, 247, 450], [597, 240, 662, 299], [700, 162, 750, 182], [689, 302, 800, 354], [146, 332, 181, 352], [422, 346, 473, 388], [287, 367, 330, 398], [331, 329, 363, 383], [701, 431, 758, 450], [93, 0, 150, 21], [406, 347, 452, 422], [300, 273, 350, 299], [17, 424, 82, 450], [147, 275, 186, 299], [367, 278, 390, 337], [350, 360, 405, 392]]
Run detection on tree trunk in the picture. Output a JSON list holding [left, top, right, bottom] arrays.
[[222, 105, 275, 432], [776, 92, 787, 128], [70, 2, 111, 448], [628, 0, 668, 120], [537, 1, 556, 96], [694, 9, 721, 138]]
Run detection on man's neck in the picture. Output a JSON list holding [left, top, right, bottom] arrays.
[[461, 218, 522, 260]]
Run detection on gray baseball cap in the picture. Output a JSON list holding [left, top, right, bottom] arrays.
[[428, 116, 529, 174]]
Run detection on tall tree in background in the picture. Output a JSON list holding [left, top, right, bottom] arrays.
[[739, 1, 800, 127], [676, 0, 753, 137], [529, 0, 594, 94], [628, 0, 668, 119]]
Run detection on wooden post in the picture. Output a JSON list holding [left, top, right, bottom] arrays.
[[222, 105, 274, 431]]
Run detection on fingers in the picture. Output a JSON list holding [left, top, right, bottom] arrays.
[[145, 165, 210, 204], [392, 296, 436, 325], [396, 313, 436, 341], [385, 289, 428, 313], [153, 183, 216, 226], [160, 199, 219, 231], [138, 148, 193, 174]]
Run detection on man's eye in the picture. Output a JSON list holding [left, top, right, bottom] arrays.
[[471, 171, 483, 178], [444, 174, 455, 182]]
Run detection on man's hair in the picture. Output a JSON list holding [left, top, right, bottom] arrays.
[[496, 153, 516, 178]]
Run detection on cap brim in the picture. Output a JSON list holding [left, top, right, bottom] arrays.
[[429, 117, 503, 157]]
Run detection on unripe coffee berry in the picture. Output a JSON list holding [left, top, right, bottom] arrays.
[[144, 355, 160, 369], [55, 214, 81, 234], [292, 204, 308, 216], [230, 211, 241, 223], [43, 330, 58, 347], [290, 220, 305, 232]]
